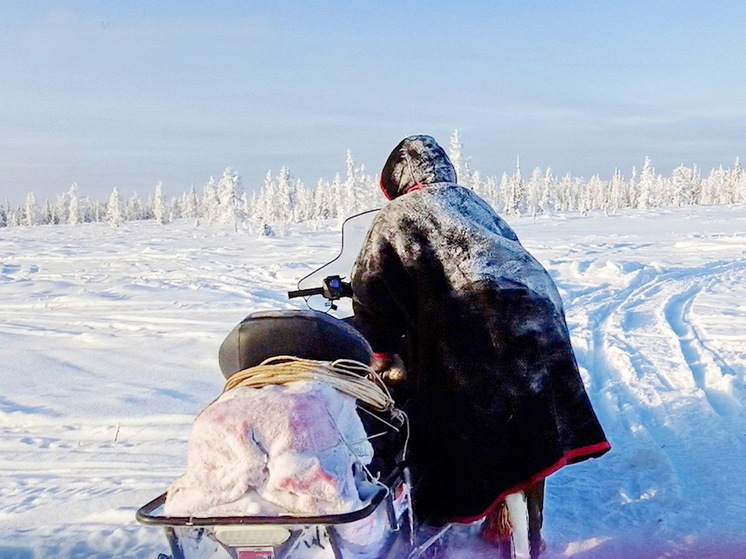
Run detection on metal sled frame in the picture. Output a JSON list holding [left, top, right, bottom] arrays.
[[137, 465, 414, 559]]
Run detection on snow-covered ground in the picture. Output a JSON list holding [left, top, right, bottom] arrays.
[[1, 205, 745, 559]]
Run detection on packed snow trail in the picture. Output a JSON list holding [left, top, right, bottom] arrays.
[[516, 209, 746, 558], [0, 206, 745, 558]]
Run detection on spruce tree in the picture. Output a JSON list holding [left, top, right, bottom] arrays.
[[24, 193, 39, 226], [448, 129, 472, 185], [216, 168, 244, 227], [106, 187, 124, 227], [153, 181, 167, 224], [68, 184, 81, 225], [183, 185, 199, 219]]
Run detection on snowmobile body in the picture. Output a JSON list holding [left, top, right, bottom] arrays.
[[137, 211, 528, 559]]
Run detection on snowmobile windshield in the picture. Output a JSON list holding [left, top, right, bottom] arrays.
[[294, 209, 379, 318]]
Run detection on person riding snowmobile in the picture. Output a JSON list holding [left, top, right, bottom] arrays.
[[351, 134, 611, 556]]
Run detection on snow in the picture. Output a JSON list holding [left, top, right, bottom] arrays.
[[1, 205, 745, 558]]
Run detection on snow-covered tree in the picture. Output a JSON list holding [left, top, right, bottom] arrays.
[[627, 167, 639, 210], [525, 167, 548, 217], [448, 129, 472, 186], [68, 184, 81, 225], [53, 191, 69, 225], [329, 173, 343, 220], [719, 160, 739, 205], [498, 173, 511, 214], [608, 168, 627, 211], [42, 199, 56, 225], [240, 192, 251, 223], [670, 165, 699, 206], [276, 167, 297, 223], [182, 185, 199, 219], [341, 150, 360, 217], [252, 171, 276, 224], [733, 157, 746, 204], [469, 170, 483, 198], [583, 175, 605, 215], [636, 157, 656, 209], [359, 166, 382, 211], [152, 182, 167, 224], [216, 167, 244, 228], [311, 178, 333, 221], [23, 193, 39, 226], [700, 166, 726, 205], [483, 176, 500, 209], [124, 193, 141, 221], [540, 168, 554, 215], [86, 200, 102, 223], [106, 187, 124, 227], [294, 183, 313, 223], [168, 196, 181, 222], [555, 173, 575, 212], [201, 177, 220, 225], [502, 158, 524, 216]]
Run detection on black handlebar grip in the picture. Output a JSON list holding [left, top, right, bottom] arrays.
[[287, 286, 325, 299], [340, 282, 354, 298]]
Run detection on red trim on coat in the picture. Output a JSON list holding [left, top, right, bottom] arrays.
[[448, 440, 612, 525], [379, 179, 428, 201], [404, 183, 427, 194], [379, 176, 392, 200], [372, 351, 393, 361]]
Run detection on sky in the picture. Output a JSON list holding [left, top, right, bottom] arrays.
[[2, 1, 746, 206]]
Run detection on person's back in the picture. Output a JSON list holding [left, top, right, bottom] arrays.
[[351, 135, 610, 552]]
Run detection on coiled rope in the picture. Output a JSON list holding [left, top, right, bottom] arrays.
[[223, 355, 395, 412]]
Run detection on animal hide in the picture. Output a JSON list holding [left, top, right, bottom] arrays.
[[165, 381, 374, 517], [352, 183, 610, 523]]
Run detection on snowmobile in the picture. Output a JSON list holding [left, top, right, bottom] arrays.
[[136, 212, 422, 559], [137, 211, 529, 559]]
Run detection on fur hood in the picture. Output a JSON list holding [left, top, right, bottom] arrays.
[[380, 135, 458, 200]]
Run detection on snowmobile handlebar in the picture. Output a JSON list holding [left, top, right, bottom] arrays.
[[287, 286, 325, 298], [288, 274, 353, 301]]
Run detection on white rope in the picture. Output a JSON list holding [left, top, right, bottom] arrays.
[[225, 356, 410, 460], [223, 356, 395, 412]]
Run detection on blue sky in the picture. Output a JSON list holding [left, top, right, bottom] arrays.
[[2, 1, 745, 205]]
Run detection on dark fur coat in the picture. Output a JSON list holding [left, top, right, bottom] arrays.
[[351, 136, 610, 523]]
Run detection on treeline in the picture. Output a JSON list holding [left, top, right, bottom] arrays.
[[2, 131, 744, 232], [0, 151, 382, 234]]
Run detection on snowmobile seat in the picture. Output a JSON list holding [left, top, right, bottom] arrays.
[[219, 309, 372, 378]]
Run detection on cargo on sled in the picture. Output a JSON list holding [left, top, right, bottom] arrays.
[[137, 309, 417, 559]]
